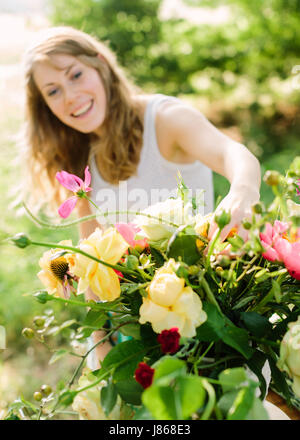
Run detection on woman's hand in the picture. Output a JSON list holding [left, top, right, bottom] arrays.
[[208, 185, 260, 242]]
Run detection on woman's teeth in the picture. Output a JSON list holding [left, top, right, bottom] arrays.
[[72, 100, 93, 117]]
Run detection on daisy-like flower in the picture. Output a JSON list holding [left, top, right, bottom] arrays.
[[56, 166, 92, 218], [37, 240, 77, 299]]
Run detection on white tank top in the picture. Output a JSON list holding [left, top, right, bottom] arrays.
[[89, 94, 214, 224]]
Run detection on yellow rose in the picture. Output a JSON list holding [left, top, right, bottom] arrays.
[[194, 213, 213, 250], [37, 240, 73, 298], [67, 227, 128, 301], [139, 259, 207, 337]]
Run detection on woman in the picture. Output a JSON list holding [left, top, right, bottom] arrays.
[[22, 26, 261, 365]]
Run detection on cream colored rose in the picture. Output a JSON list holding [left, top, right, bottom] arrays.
[[139, 259, 207, 337], [72, 371, 121, 420], [67, 227, 128, 301], [37, 240, 73, 298], [278, 316, 300, 398], [133, 198, 192, 242]]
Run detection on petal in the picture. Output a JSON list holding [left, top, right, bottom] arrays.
[[58, 196, 78, 218], [84, 165, 92, 188], [56, 170, 82, 192]]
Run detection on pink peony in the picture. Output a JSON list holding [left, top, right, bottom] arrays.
[[275, 238, 300, 281], [259, 221, 289, 262], [56, 166, 92, 218]]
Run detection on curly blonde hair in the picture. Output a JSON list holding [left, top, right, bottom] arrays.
[[21, 26, 144, 214]]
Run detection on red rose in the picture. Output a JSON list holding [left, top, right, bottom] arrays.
[[157, 327, 180, 354], [134, 362, 155, 389]]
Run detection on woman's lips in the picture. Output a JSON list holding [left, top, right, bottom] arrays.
[[71, 100, 94, 118]]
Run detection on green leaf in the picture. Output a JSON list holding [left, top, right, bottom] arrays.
[[219, 368, 248, 393], [142, 375, 206, 420], [115, 378, 143, 405], [167, 225, 201, 265], [240, 312, 272, 338], [101, 340, 147, 381], [49, 349, 69, 365], [246, 351, 268, 399], [83, 310, 107, 328], [142, 385, 177, 420], [232, 295, 257, 310], [176, 376, 206, 419], [196, 303, 254, 359], [227, 235, 244, 251], [152, 356, 186, 386], [100, 380, 118, 416], [227, 386, 256, 420]]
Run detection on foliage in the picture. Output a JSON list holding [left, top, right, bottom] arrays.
[[2, 157, 300, 420]]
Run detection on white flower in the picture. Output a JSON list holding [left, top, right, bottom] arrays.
[[72, 371, 121, 420], [133, 198, 192, 242], [277, 316, 300, 398]]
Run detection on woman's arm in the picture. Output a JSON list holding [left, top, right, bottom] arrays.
[[157, 101, 261, 240], [76, 197, 113, 366]]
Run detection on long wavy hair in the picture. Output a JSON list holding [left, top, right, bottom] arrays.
[[20, 26, 144, 214]]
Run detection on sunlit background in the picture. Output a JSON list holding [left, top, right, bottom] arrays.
[[0, 0, 299, 417]]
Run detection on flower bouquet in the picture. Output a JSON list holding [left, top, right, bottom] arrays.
[[3, 157, 300, 421]]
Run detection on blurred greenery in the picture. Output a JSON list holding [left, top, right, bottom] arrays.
[[0, 0, 299, 416]]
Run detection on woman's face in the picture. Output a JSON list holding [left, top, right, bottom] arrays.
[[33, 54, 107, 134]]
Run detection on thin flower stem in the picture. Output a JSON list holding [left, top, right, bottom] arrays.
[[30, 240, 137, 276], [199, 272, 222, 314], [200, 379, 216, 420], [193, 342, 214, 374], [22, 201, 179, 229]]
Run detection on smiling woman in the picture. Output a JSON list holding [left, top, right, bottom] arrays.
[[33, 54, 107, 134], [21, 25, 263, 367]]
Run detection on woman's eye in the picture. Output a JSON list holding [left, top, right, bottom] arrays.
[[73, 71, 82, 80], [48, 88, 58, 97]]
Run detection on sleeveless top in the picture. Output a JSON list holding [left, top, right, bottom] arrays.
[[88, 94, 214, 224]]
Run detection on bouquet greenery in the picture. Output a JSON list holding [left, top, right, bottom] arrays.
[[3, 157, 300, 421]]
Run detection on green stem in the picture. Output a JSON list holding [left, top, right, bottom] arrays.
[[200, 379, 216, 420], [205, 229, 221, 270], [30, 240, 137, 276], [193, 342, 214, 374], [22, 201, 179, 229], [199, 272, 222, 314]]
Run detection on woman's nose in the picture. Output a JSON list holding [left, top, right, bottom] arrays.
[[64, 86, 78, 105]]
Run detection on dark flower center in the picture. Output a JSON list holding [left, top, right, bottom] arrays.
[[50, 257, 69, 281]]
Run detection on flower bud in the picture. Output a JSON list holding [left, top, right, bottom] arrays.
[[33, 391, 43, 402], [252, 202, 264, 214], [214, 210, 231, 230], [33, 316, 45, 328], [188, 265, 200, 276], [263, 170, 280, 186], [125, 255, 139, 270], [10, 233, 31, 248], [41, 384, 52, 396], [242, 220, 252, 230], [22, 328, 34, 339], [33, 291, 51, 304]]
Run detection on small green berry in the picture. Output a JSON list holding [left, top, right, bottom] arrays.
[[22, 328, 34, 339], [33, 391, 43, 402], [41, 384, 52, 396]]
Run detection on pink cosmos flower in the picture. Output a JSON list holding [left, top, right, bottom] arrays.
[[259, 220, 289, 262], [56, 166, 92, 218], [115, 222, 148, 250]]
